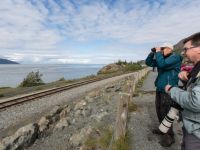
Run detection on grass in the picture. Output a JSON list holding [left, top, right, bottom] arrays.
[[112, 134, 130, 150], [128, 101, 138, 112], [83, 125, 131, 150], [134, 70, 150, 94], [84, 126, 112, 149]]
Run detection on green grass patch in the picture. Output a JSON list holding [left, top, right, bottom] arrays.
[[112, 134, 130, 150], [129, 101, 138, 112], [83, 125, 131, 150], [135, 71, 150, 94], [84, 126, 112, 149], [0, 94, 4, 98]]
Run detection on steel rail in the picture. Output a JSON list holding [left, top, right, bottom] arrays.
[[0, 77, 104, 110]]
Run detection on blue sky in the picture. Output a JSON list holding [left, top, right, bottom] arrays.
[[0, 0, 199, 64]]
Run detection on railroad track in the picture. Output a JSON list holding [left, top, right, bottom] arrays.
[[0, 77, 104, 110]]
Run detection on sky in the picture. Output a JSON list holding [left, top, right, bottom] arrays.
[[0, 0, 200, 64]]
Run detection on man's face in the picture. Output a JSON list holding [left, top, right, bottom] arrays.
[[183, 40, 200, 64]]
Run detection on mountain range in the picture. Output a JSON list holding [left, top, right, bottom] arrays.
[[0, 58, 19, 64]]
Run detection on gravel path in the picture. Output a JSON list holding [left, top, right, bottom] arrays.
[[128, 71, 182, 150], [0, 72, 136, 139]]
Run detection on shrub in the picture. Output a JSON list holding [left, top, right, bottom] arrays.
[[58, 77, 65, 81], [116, 60, 123, 66], [19, 71, 44, 87], [124, 63, 142, 72]]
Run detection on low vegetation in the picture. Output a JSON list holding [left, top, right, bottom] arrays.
[[116, 60, 143, 72], [128, 101, 138, 112], [84, 126, 130, 150], [19, 71, 45, 87], [0, 94, 4, 98]]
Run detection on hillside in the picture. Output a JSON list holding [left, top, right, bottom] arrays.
[[0, 58, 19, 64], [174, 32, 199, 54]]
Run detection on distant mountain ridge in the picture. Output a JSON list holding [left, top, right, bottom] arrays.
[[174, 32, 199, 54], [0, 58, 19, 64]]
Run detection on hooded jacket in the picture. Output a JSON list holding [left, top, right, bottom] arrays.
[[145, 51, 182, 92], [169, 62, 200, 139]]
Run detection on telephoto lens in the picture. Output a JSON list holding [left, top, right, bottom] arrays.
[[159, 107, 179, 133], [159, 102, 182, 133]]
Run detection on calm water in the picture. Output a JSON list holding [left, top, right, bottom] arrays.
[[0, 64, 104, 87]]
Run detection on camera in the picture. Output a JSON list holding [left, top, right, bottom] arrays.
[[159, 102, 183, 133]]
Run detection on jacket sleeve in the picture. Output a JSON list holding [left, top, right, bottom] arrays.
[[155, 52, 180, 69], [169, 83, 200, 112], [145, 52, 156, 67]]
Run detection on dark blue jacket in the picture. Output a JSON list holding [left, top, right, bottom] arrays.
[[145, 52, 182, 92]]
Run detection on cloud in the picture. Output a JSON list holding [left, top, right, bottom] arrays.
[[0, 0, 200, 64], [0, 0, 61, 50]]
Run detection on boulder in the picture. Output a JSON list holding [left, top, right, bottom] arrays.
[[0, 123, 38, 150], [38, 116, 50, 132], [54, 118, 69, 130], [59, 105, 71, 119], [97, 63, 123, 74], [74, 100, 87, 110]]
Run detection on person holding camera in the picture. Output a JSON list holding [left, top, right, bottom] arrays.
[[165, 32, 200, 150], [145, 43, 182, 147]]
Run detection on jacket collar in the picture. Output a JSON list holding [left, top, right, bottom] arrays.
[[186, 61, 200, 87]]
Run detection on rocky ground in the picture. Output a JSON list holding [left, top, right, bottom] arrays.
[[128, 71, 182, 150]]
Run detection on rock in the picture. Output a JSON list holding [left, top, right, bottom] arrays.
[[60, 106, 70, 119], [47, 105, 63, 124], [74, 100, 87, 110], [0, 123, 38, 150], [0, 141, 6, 150], [97, 63, 123, 74], [85, 96, 94, 103], [91, 112, 108, 122], [87, 90, 101, 99], [87, 91, 96, 98], [74, 110, 81, 117], [81, 109, 91, 117], [72, 119, 76, 124], [114, 85, 121, 92], [70, 126, 93, 146], [105, 85, 121, 92], [49, 105, 63, 117], [51, 115, 60, 123], [38, 116, 50, 132], [54, 118, 69, 130]]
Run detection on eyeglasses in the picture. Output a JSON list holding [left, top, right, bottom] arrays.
[[183, 46, 199, 53]]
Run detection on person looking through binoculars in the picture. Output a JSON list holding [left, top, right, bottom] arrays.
[[145, 43, 182, 147]]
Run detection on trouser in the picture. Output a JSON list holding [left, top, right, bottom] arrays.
[[181, 127, 200, 150], [155, 91, 174, 137]]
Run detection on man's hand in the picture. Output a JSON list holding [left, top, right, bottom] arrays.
[[165, 85, 172, 93], [155, 47, 161, 52], [178, 71, 189, 81]]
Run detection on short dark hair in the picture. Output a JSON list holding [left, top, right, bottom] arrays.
[[183, 32, 200, 46]]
